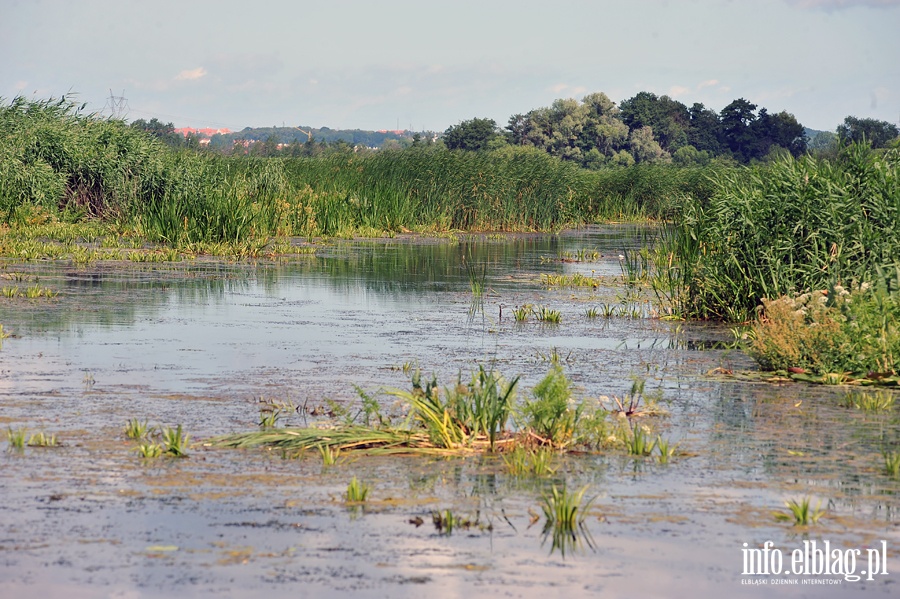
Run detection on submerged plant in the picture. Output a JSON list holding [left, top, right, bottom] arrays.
[[160, 425, 189, 457], [345, 476, 370, 503], [773, 497, 825, 526]]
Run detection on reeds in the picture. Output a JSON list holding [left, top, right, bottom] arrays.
[[540, 485, 596, 556], [773, 497, 826, 526]]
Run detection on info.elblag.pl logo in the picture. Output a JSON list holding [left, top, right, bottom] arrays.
[[741, 540, 890, 585]]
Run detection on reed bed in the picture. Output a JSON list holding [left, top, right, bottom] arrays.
[[2, 96, 721, 251], [662, 144, 900, 322]]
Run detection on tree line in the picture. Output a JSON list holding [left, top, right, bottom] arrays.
[[445, 92, 899, 166]]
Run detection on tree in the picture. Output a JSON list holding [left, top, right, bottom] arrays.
[[837, 116, 899, 149], [687, 103, 721, 154], [619, 92, 690, 152], [719, 98, 758, 162], [628, 126, 671, 164], [130, 118, 182, 147], [443, 118, 499, 151]]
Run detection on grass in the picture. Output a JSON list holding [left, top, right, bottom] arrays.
[[160, 425, 189, 457], [773, 497, 826, 526], [6, 427, 28, 450], [664, 144, 900, 322], [512, 305, 532, 322], [540, 485, 596, 556], [136, 442, 163, 458], [884, 450, 900, 478], [535, 306, 562, 323], [27, 431, 58, 447], [519, 365, 581, 447], [344, 476, 370, 503], [502, 445, 557, 476], [625, 422, 657, 456], [124, 419, 151, 440], [318, 444, 341, 466], [840, 390, 895, 412]]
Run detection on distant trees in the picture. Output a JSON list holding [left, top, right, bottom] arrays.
[[837, 116, 899, 149], [494, 92, 809, 166], [130, 118, 183, 147], [443, 118, 500, 151]]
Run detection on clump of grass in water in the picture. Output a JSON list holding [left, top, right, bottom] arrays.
[[124, 419, 151, 440], [345, 477, 370, 503], [319, 444, 341, 466], [160, 425, 189, 457], [502, 445, 557, 476], [462, 253, 487, 297], [6, 427, 28, 450], [258, 406, 282, 429], [883, 450, 900, 478], [136, 442, 163, 459], [773, 497, 825, 526], [624, 422, 657, 456], [27, 431, 57, 447], [513, 304, 532, 322], [840, 390, 895, 412], [535, 306, 561, 323], [540, 485, 596, 556]]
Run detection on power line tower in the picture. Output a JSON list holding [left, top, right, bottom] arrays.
[[105, 89, 128, 119]]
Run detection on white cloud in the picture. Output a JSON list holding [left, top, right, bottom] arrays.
[[669, 85, 690, 97], [697, 79, 719, 90], [175, 67, 207, 81]]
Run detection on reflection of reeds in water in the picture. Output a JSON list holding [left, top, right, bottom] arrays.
[[540, 485, 596, 557]]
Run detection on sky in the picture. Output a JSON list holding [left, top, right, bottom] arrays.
[[2, 0, 899, 133]]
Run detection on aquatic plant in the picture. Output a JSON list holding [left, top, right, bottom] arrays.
[[656, 435, 677, 464], [136, 441, 163, 458], [319, 444, 341, 466], [840, 390, 895, 412], [667, 144, 900, 321], [344, 476, 370, 503], [773, 497, 825, 526], [462, 253, 487, 297], [535, 306, 562, 323], [883, 450, 900, 478], [502, 445, 557, 476], [540, 485, 596, 556], [124, 419, 151, 440], [584, 306, 600, 319], [6, 427, 28, 450], [512, 305, 532, 322], [258, 407, 282, 429], [27, 431, 58, 447], [625, 422, 657, 456], [519, 365, 581, 447], [160, 425, 189, 457]]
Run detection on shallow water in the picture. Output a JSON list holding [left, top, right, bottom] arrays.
[[1, 225, 898, 598]]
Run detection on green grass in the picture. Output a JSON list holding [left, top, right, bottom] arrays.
[[883, 450, 900, 478], [502, 445, 557, 476], [124, 419, 151, 440], [535, 306, 562, 323], [344, 476, 371, 503], [160, 424, 189, 457], [540, 485, 596, 556], [6, 427, 28, 450], [665, 144, 900, 322], [773, 497, 826, 526]]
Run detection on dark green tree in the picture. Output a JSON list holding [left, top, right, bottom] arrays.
[[837, 116, 900, 149], [619, 92, 690, 152], [687, 103, 721, 154], [129, 118, 182, 147], [719, 98, 758, 162], [443, 118, 499, 151]]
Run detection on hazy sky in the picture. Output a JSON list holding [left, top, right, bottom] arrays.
[[3, 0, 899, 132]]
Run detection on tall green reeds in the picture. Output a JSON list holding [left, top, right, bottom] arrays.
[[666, 144, 900, 321], [2, 96, 725, 246]]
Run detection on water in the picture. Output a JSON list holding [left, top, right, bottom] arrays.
[[1, 225, 898, 597]]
